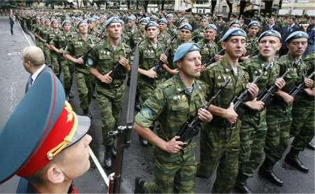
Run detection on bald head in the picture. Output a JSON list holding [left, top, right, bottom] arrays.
[[22, 46, 45, 67]]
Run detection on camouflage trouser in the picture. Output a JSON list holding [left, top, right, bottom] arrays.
[[197, 121, 240, 193], [239, 110, 267, 178], [291, 101, 315, 151], [144, 145, 197, 193], [61, 60, 75, 93], [50, 52, 60, 77], [138, 80, 156, 102], [96, 84, 125, 146], [43, 46, 51, 66], [36, 41, 44, 52], [265, 105, 292, 166], [75, 71, 94, 112]]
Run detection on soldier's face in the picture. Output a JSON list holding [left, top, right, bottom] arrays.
[[167, 17, 173, 23], [204, 29, 216, 41], [139, 23, 146, 31], [222, 36, 246, 59], [179, 29, 191, 41], [159, 23, 167, 31], [287, 38, 308, 57], [258, 36, 281, 58], [178, 51, 202, 78], [146, 26, 159, 39], [106, 23, 122, 40], [63, 23, 71, 32], [248, 26, 259, 36], [78, 23, 88, 34], [200, 19, 209, 27]]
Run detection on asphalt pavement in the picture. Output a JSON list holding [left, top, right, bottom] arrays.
[[0, 16, 314, 193]]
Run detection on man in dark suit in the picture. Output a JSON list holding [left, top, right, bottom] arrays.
[[22, 46, 52, 93], [279, 16, 300, 56], [262, 16, 281, 33]]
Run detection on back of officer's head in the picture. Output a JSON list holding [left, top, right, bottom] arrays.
[[22, 46, 45, 67]]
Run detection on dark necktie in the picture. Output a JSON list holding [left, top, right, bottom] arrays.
[[26, 76, 33, 92]]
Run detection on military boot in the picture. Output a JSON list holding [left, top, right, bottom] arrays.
[[234, 174, 252, 193], [285, 147, 309, 173], [258, 158, 283, 186], [104, 146, 114, 169], [134, 177, 146, 193], [139, 135, 148, 147]]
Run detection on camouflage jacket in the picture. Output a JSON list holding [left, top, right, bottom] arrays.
[[197, 39, 219, 65]]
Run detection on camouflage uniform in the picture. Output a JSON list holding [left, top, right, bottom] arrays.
[[40, 27, 52, 66], [33, 24, 45, 53], [264, 53, 307, 167], [50, 30, 76, 95], [191, 27, 204, 43], [157, 30, 172, 46], [135, 73, 207, 193], [198, 56, 249, 193], [65, 34, 97, 114], [290, 52, 315, 150], [89, 39, 131, 147], [166, 23, 177, 37], [197, 39, 219, 65], [138, 39, 165, 102], [245, 36, 259, 57], [131, 30, 146, 49], [47, 29, 63, 77], [238, 55, 280, 178]]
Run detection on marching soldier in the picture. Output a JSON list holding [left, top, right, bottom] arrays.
[[157, 18, 171, 45], [132, 18, 149, 48], [137, 21, 168, 146], [235, 30, 286, 193], [50, 19, 76, 99], [197, 28, 259, 193], [134, 43, 213, 193], [191, 16, 209, 43], [64, 20, 97, 116], [241, 21, 261, 60], [197, 24, 220, 66], [259, 31, 309, 186], [88, 17, 131, 169], [166, 13, 177, 37]]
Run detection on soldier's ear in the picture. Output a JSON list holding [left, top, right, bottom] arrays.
[[46, 163, 66, 184], [221, 42, 227, 50], [176, 61, 182, 70]]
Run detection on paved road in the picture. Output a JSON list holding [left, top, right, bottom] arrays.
[[0, 16, 314, 193]]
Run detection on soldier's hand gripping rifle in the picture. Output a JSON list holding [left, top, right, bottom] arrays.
[[152, 35, 177, 75], [108, 46, 140, 194], [109, 38, 145, 80], [289, 71, 315, 97], [204, 48, 225, 68], [257, 67, 292, 104], [176, 78, 231, 143], [231, 63, 273, 115]]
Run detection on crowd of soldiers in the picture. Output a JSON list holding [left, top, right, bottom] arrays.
[[14, 7, 315, 193]]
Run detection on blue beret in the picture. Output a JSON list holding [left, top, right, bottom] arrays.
[[94, 16, 100, 20], [158, 18, 167, 24], [150, 15, 158, 21], [258, 30, 281, 42], [139, 17, 149, 24], [248, 21, 260, 28], [220, 28, 247, 42], [285, 31, 309, 42], [200, 16, 208, 21], [62, 19, 71, 27], [173, 43, 200, 63], [51, 18, 59, 24], [127, 15, 136, 21], [179, 23, 192, 31], [88, 17, 97, 23], [145, 21, 159, 30], [77, 19, 88, 28], [205, 24, 217, 31], [105, 17, 123, 28], [229, 20, 241, 27], [166, 13, 173, 18], [180, 17, 189, 24]]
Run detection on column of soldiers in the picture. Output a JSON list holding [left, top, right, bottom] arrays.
[[15, 8, 314, 193]]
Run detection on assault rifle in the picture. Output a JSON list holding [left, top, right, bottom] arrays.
[[289, 71, 315, 97], [176, 78, 231, 142], [109, 38, 145, 80], [231, 63, 273, 114], [204, 48, 225, 68], [108, 46, 140, 194], [257, 67, 292, 104], [152, 35, 177, 75]]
